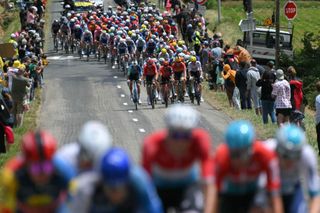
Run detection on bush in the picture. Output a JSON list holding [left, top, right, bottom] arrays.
[[280, 32, 320, 109]]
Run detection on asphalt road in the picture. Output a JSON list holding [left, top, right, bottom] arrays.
[[39, 0, 231, 161]]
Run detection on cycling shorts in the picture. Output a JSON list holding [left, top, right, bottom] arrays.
[[100, 38, 108, 44], [190, 71, 201, 83], [128, 46, 133, 53], [160, 76, 171, 85], [84, 37, 91, 43], [174, 72, 183, 81], [129, 73, 140, 81], [147, 47, 155, 54], [118, 48, 126, 55], [137, 46, 144, 52], [146, 75, 155, 85]]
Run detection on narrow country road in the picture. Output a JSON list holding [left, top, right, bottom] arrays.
[[39, 0, 231, 161]]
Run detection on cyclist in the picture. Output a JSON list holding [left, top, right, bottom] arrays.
[[145, 38, 157, 58], [0, 131, 70, 213], [81, 29, 93, 55], [136, 36, 146, 62], [68, 148, 163, 213], [188, 56, 203, 101], [143, 59, 158, 105], [99, 30, 109, 59], [73, 24, 83, 42], [127, 60, 142, 104], [117, 38, 128, 66], [159, 60, 173, 103], [214, 120, 283, 213], [264, 124, 320, 213], [51, 20, 60, 46], [158, 48, 170, 61], [126, 36, 136, 60], [142, 105, 216, 213], [172, 56, 187, 100], [54, 121, 112, 176]]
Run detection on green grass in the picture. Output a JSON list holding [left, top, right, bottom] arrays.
[[0, 7, 20, 42], [203, 87, 318, 152], [205, 0, 320, 50]]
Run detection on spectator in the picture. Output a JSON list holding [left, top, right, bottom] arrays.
[[246, 59, 261, 115], [256, 69, 276, 124], [221, 64, 236, 107], [26, 6, 37, 29], [315, 81, 320, 156], [11, 65, 30, 127], [215, 61, 224, 92], [266, 60, 276, 74], [233, 45, 251, 64], [287, 66, 303, 112], [235, 61, 251, 110], [272, 69, 292, 126]]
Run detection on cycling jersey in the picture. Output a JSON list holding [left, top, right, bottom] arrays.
[[67, 166, 163, 213], [100, 34, 109, 44], [128, 65, 142, 81], [52, 23, 60, 34], [172, 62, 186, 73], [188, 61, 202, 73], [160, 65, 172, 78], [143, 64, 157, 77], [215, 142, 280, 195], [126, 39, 135, 53], [74, 28, 83, 40], [263, 139, 320, 197], [142, 129, 214, 188], [0, 157, 70, 213], [60, 23, 70, 34], [82, 32, 93, 42], [117, 42, 128, 55]]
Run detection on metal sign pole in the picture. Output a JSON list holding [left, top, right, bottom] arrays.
[[275, 0, 280, 69], [217, 0, 221, 23]]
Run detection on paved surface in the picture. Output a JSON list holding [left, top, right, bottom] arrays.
[[39, 0, 231, 161]]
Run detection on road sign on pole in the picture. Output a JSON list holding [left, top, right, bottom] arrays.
[[284, 1, 297, 20], [239, 18, 256, 32]]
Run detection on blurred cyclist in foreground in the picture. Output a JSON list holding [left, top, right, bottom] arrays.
[[142, 104, 216, 213], [214, 120, 283, 213], [67, 147, 163, 213], [0, 131, 70, 213], [264, 124, 320, 213], [54, 121, 112, 177]]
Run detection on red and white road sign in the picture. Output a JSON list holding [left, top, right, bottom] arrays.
[[192, 0, 207, 6], [284, 1, 297, 20]]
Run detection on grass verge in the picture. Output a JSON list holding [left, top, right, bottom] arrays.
[[205, 0, 320, 50], [0, 7, 20, 42], [203, 87, 318, 152]]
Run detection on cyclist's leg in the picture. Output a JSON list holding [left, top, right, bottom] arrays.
[[179, 183, 204, 213]]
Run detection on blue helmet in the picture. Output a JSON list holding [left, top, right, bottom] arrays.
[[101, 148, 131, 186], [225, 120, 255, 150], [276, 124, 305, 158]]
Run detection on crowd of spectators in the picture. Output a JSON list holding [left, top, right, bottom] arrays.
[[0, 0, 48, 153]]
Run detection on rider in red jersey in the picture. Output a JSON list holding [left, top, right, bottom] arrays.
[[214, 120, 283, 213], [142, 105, 216, 213]]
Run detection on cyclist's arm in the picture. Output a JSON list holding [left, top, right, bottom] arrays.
[[182, 63, 187, 78], [131, 166, 163, 213]]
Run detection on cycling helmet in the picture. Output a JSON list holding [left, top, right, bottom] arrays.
[[163, 61, 169, 66], [187, 24, 192, 28], [53, 19, 59, 23], [147, 59, 154, 65], [22, 131, 57, 162], [276, 124, 305, 159], [158, 58, 165, 64], [165, 104, 199, 130], [175, 57, 182, 63], [65, 4, 71, 9], [190, 56, 196, 62], [190, 51, 196, 56], [225, 120, 255, 150], [101, 148, 131, 186], [178, 40, 184, 46], [78, 121, 112, 164], [177, 47, 183, 53], [161, 48, 167, 54]]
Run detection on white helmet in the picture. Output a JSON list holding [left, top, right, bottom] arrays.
[[78, 121, 112, 165], [165, 104, 200, 130]]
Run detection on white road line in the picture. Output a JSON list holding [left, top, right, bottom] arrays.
[[139, 128, 146, 133], [117, 85, 121, 89], [128, 110, 133, 113], [132, 118, 138, 122], [123, 102, 128, 106], [120, 94, 125, 98]]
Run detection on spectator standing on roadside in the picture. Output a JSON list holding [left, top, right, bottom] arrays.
[[256, 69, 276, 124], [235, 61, 251, 110], [266, 60, 276, 74], [272, 69, 292, 127], [221, 64, 236, 107], [287, 66, 304, 112], [246, 59, 261, 115], [11, 65, 30, 127], [315, 81, 320, 156]]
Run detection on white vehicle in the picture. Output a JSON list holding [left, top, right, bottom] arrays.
[[242, 27, 293, 62]]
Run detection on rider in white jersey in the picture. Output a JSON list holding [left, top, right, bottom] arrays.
[[263, 124, 320, 213]]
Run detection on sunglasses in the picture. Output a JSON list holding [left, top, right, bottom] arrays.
[[28, 161, 54, 176], [169, 130, 192, 140], [230, 147, 252, 160], [277, 148, 301, 160]]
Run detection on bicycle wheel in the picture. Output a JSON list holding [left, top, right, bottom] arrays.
[[195, 82, 201, 106], [86, 45, 90, 61]]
